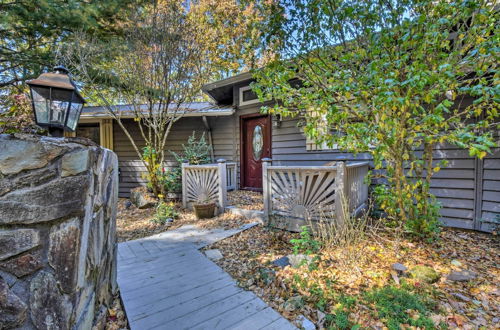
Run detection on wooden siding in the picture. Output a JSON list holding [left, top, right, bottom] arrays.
[[479, 141, 500, 231], [113, 118, 209, 197], [108, 84, 499, 231], [269, 116, 499, 231]]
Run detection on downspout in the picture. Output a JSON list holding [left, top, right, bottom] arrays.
[[202, 116, 215, 162]]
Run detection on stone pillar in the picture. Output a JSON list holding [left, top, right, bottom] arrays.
[[0, 134, 118, 330]]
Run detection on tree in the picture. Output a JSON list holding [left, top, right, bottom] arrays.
[[187, 0, 275, 78], [253, 0, 499, 237], [63, 0, 267, 197], [0, 0, 137, 90]]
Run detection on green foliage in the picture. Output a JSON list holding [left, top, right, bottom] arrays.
[[0, 0, 137, 89], [364, 285, 437, 330], [321, 295, 358, 329], [253, 0, 499, 239], [290, 226, 321, 255], [374, 184, 442, 240], [0, 91, 41, 134], [142, 132, 212, 197], [171, 132, 212, 165], [158, 168, 182, 194], [151, 201, 178, 225], [142, 146, 181, 196]]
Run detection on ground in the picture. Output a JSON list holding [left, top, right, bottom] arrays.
[[111, 190, 499, 329], [205, 224, 499, 329], [227, 190, 263, 210], [116, 191, 257, 242]]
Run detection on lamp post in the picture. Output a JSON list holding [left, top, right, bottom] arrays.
[[27, 66, 85, 137]]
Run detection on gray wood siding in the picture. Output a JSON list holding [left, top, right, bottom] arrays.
[[271, 117, 371, 165], [114, 118, 208, 197], [479, 142, 500, 231], [267, 115, 499, 232], [108, 82, 499, 232], [208, 115, 237, 162]]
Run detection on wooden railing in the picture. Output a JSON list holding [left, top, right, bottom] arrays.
[[226, 162, 237, 191], [345, 161, 369, 216], [262, 159, 369, 231], [181, 159, 228, 214]]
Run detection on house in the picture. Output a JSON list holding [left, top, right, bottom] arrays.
[[78, 72, 500, 232]]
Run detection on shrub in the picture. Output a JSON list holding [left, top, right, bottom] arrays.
[[307, 193, 376, 267], [151, 201, 178, 225], [143, 132, 212, 197], [364, 285, 436, 330], [290, 226, 321, 255], [158, 168, 182, 194], [0, 92, 41, 134], [171, 132, 212, 165]]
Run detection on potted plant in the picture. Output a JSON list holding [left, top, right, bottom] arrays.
[[193, 197, 216, 219]]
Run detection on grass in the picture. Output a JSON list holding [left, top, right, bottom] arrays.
[[364, 284, 438, 330]]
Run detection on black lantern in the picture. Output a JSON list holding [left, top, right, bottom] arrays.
[[27, 66, 85, 137]]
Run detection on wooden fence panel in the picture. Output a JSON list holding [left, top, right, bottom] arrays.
[[181, 160, 230, 214], [263, 160, 369, 231]]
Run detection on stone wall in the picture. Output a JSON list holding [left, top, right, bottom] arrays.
[[0, 134, 118, 330]]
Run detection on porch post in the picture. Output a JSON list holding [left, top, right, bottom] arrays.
[[262, 158, 272, 224], [182, 161, 188, 208], [217, 159, 227, 213], [335, 161, 346, 225]]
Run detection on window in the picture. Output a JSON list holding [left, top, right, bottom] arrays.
[[305, 107, 336, 151], [239, 86, 259, 106]]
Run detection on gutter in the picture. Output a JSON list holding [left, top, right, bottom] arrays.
[[79, 108, 235, 120]]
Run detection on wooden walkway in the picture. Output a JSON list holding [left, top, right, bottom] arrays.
[[117, 224, 297, 330]]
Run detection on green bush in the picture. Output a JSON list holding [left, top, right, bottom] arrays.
[[171, 132, 212, 165], [151, 201, 178, 225], [290, 226, 321, 255], [158, 168, 182, 194], [143, 132, 213, 197]]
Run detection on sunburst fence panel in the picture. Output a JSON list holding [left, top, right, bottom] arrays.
[[262, 160, 369, 231], [182, 160, 232, 214]]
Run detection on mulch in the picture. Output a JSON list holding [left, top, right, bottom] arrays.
[[116, 198, 256, 242], [227, 190, 264, 210], [206, 225, 500, 329]]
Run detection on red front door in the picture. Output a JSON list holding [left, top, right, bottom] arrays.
[[241, 115, 271, 190]]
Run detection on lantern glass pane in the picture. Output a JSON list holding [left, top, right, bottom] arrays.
[[50, 88, 73, 127], [49, 100, 69, 126], [31, 87, 50, 125], [66, 99, 84, 131]]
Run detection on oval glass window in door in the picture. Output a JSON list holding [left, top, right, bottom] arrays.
[[252, 125, 263, 160]]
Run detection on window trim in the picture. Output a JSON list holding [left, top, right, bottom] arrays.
[[238, 86, 260, 106]]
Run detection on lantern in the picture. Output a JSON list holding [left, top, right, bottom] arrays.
[[27, 66, 85, 137]]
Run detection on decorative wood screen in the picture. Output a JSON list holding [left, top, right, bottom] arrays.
[[345, 162, 370, 216], [226, 163, 237, 191], [181, 160, 229, 214], [262, 160, 369, 231]]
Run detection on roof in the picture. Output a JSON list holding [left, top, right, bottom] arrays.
[[202, 72, 254, 105], [80, 102, 234, 119]]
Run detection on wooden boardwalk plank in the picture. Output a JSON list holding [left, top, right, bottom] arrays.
[[117, 224, 296, 330], [147, 291, 256, 329], [261, 317, 298, 330], [132, 285, 244, 327], [190, 296, 270, 329], [228, 307, 283, 330], [128, 280, 236, 320]]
